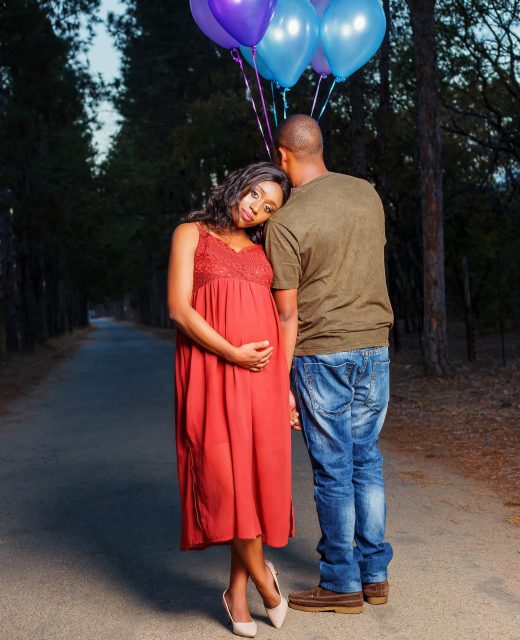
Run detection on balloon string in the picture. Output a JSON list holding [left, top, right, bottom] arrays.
[[252, 46, 273, 146], [311, 74, 325, 118], [271, 81, 278, 129], [230, 49, 272, 161], [317, 78, 343, 122], [281, 88, 289, 120]]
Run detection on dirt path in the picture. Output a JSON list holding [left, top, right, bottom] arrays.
[[0, 319, 518, 640]]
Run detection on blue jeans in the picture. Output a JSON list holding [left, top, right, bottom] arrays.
[[292, 347, 393, 593]]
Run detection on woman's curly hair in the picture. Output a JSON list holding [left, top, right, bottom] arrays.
[[188, 162, 291, 243]]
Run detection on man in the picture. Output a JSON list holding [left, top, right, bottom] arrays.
[[265, 114, 394, 614]]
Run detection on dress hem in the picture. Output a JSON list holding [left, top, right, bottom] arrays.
[[180, 531, 295, 552]]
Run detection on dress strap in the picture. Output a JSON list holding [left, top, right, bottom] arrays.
[[194, 221, 209, 237]]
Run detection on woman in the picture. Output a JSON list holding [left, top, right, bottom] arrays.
[[168, 162, 296, 637]]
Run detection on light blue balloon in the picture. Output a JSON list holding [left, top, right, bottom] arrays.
[[239, 46, 275, 81], [257, 0, 320, 89], [321, 0, 386, 80]]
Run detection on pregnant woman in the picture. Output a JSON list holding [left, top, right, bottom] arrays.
[[168, 162, 296, 637]]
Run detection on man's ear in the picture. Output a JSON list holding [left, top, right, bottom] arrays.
[[278, 147, 289, 166]]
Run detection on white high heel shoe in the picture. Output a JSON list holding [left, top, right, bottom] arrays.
[[264, 560, 288, 629], [222, 590, 257, 638]]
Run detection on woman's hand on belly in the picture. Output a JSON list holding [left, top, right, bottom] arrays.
[[229, 341, 274, 372]]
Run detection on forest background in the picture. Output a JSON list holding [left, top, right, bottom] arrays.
[[0, 0, 519, 377]]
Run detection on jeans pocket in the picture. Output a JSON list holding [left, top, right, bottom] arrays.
[[364, 359, 390, 413], [303, 361, 354, 416]]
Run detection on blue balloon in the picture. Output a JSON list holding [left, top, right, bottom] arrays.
[[257, 0, 319, 89], [321, 0, 386, 80], [239, 46, 275, 81]]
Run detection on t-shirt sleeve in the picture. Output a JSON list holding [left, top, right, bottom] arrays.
[[367, 183, 387, 243], [264, 220, 301, 289]]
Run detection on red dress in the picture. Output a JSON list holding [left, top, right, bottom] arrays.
[[175, 225, 294, 550]]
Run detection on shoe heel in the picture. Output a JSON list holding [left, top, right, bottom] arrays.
[[364, 595, 388, 605], [264, 560, 288, 629], [222, 590, 257, 638], [335, 605, 364, 614]]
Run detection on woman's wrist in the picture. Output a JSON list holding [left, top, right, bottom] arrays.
[[223, 343, 238, 364]]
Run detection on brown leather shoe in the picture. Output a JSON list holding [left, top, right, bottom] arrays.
[[288, 586, 363, 614], [362, 580, 389, 605]]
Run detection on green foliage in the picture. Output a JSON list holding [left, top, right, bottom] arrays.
[[0, 0, 100, 352], [97, 0, 519, 333], [3, 0, 516, 347]]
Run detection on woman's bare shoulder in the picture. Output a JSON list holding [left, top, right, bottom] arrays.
[[172, 222, 199, 241]]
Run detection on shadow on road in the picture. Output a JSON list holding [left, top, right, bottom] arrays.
[[31, 465, 319, 622], [32, 471, 230, 621], [30, 467, 317, 620]]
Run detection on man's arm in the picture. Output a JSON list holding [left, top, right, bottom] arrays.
[[265, 221, 301, 429], [264, 220, 301, 370], [273, 288, 298, 371], [273, 288, 300, 430]]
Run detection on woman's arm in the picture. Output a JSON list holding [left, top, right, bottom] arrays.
[[167, 223, 273, 372]]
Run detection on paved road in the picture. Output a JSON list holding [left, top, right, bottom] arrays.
[[1, 319, 519, 640]]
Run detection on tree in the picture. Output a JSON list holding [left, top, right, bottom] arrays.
[[100, 0, 520, 367], [406, 0, 452, 375], [0, 0, 99, 354]]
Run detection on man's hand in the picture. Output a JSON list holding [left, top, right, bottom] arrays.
[[289, 390, 301, 431]]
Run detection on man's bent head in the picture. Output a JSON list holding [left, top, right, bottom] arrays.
[[273, 114, 326, 187]]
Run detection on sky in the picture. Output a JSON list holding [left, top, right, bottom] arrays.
[[84, 0, 125, 160]]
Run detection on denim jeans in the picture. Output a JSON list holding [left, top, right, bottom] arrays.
[[292, 347, 393, 593]]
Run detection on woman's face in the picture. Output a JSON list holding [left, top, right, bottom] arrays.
[[231, 180, 284, 229]]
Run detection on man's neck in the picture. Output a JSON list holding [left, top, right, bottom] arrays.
[[292, 162, 329, 188]]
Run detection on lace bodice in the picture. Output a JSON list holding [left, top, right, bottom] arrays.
[[192, 225, 273, 293]]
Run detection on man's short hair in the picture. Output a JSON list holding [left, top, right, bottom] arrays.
[[274, 114, 324, 158]]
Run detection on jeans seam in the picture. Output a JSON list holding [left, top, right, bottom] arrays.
[[364, 359, 390, 413], [353, 353, 368, 387]]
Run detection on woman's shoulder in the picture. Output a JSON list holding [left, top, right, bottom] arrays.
[[170, 222, 201, 251], [172, 222, 200, 239]]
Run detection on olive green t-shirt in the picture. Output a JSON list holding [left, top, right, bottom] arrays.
[[265, 172, 393, 356]]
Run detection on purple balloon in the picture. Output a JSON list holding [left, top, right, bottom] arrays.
[[311, 46, 331, 76], [311, 0, 331, 76], [190, 0, 241, 49], [311, 0, 329, 17], [208, 0, 277, 47]]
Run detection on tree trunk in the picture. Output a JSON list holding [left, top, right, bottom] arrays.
[[34, 251, 48, 344], [0, 210, 20, 354], [461, 255, 476, 361], [406, 0, 452, 375], [0, 84, 19, 355], [18, 246, 36, 352], [375, 0, 399, 348], [376, 0, 391, 205], [349, 69, 367, 179]]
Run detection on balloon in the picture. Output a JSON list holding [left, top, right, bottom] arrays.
[[190, 0, 241, 49], [239, 47, 275, 81], [208, 0, 277, 47], [310, 0, 331, 76], [321, 0, 386, 80], [257, 0, 320, 88]]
